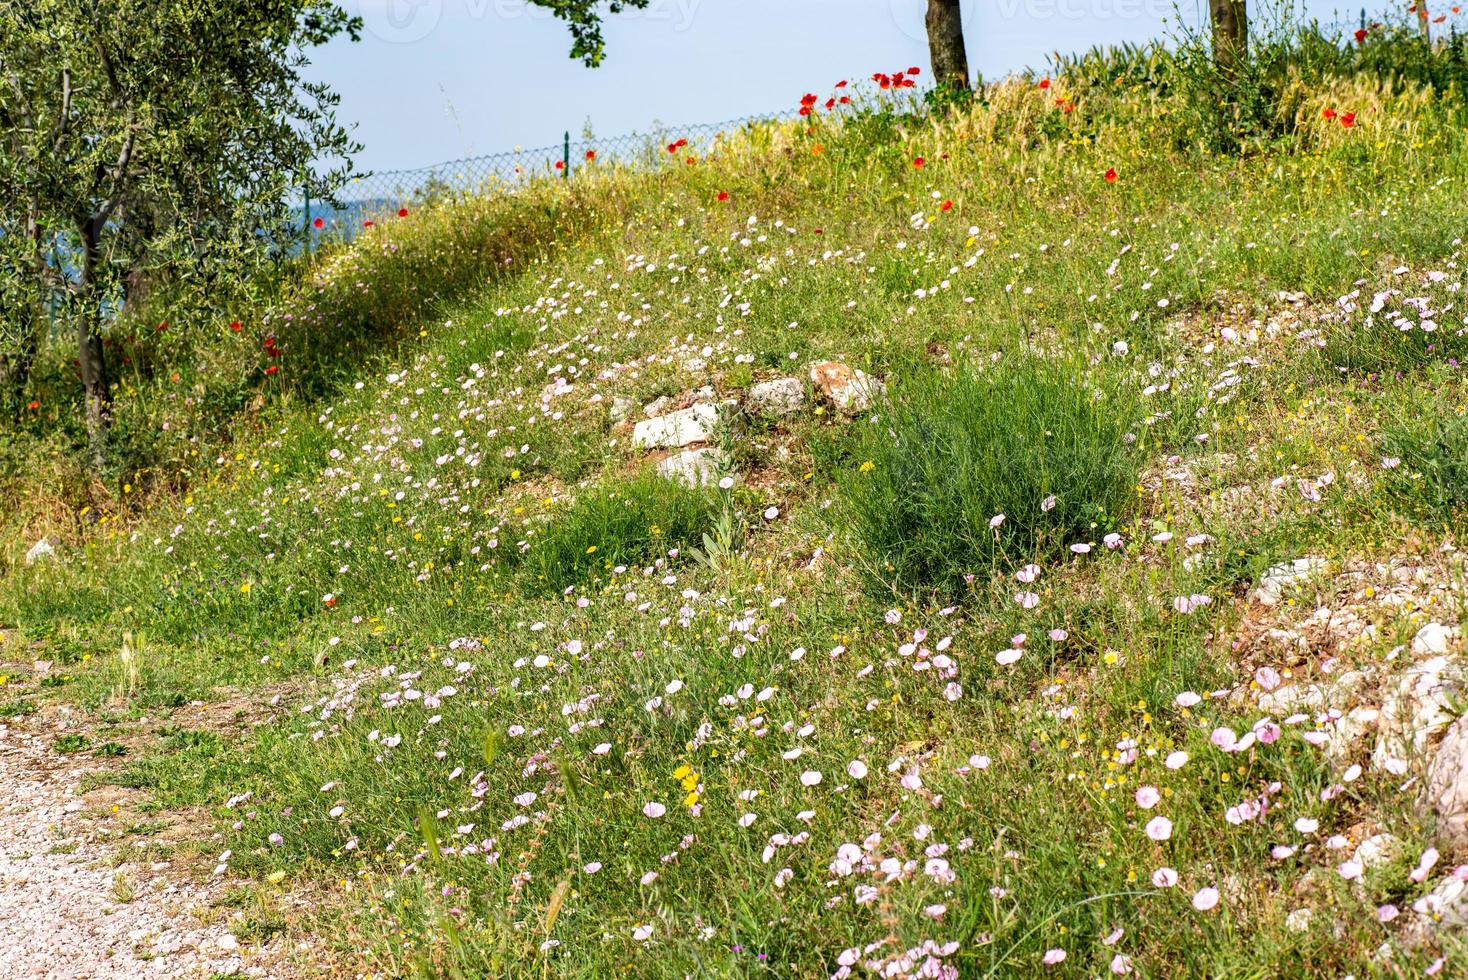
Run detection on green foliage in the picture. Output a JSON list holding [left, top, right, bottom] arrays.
[[53, 733, 88, 753], [836, 358, 1140, 598], [527, 0, 651, 66], [518, 471, 717, 594], [0, 0, 360, 460], [1382, 396, 1468, 519]]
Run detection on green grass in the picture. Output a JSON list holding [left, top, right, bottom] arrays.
[[837, 356, 1140, 598], [517, 470, 719, 595], [5, 45, 1468, 979], [1381, 383, 1468, 520]]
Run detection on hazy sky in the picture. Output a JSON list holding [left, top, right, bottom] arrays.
[[310, 1, 1362, 173]]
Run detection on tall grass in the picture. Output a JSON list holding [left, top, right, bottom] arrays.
[[517, 470, 717, 595], [837, 357, 1140, 598]]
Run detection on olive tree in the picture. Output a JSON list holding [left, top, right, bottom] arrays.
[[0, 0, 359, 464]]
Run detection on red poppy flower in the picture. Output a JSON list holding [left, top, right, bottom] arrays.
[[839, 95, 851, 105], [716, 191, 729, 202], [1322, 107, 1337, 120], [398, 208, 409, 217], [363, 219, 373, 227], [907, 67, 921, 76], [1104, 167, 1118, 183], [585, 150, 596, 161], [265, 365, 279, 376], [835, 79, 848, 88], [26, 400, 39, 411], [873, 72, 892, 89], [800, 93, 818, 108], [825, 98, 836, 110], [1038, 78, 1051, 90], [156, 321, 167, 332], [799, 106, 811, 116], [913, 156, 925, 168], [229, 320, 242, 332], [1354, 27, 1368, 42], [940, 200, 953, 212], [312, 217, 324, 229], [1340, 111, 1357, 127], [555, 160, 565, 170]]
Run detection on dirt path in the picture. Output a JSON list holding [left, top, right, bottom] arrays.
[[0, 703, 292, 979]]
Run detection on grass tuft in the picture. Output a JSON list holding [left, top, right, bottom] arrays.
[[837, 357, 1139, 597]]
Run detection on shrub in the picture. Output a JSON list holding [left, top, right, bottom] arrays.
[[1382, 397, 1468, 520], [836, 357, 1140, 598], [517, 470, 717, 594]]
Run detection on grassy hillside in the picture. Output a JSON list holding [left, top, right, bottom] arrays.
[[7, 35, 1468, 977]]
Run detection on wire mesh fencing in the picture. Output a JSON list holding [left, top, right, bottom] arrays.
[[304, 111, 785, 244]]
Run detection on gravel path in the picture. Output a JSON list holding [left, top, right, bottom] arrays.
[[0, 711, 283, 979]]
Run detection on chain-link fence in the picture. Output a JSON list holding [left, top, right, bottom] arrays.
[[304, 111, 785, 243]]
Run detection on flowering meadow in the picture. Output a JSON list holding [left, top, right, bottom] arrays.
[[8, 45, 1468, 978]]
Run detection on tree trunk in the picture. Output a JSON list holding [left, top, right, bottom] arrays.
[[1417, 2, 1432, 43], [926, 0, 970, 92], [77, 216, 111, 469], [1209, 0, 1248, 75]]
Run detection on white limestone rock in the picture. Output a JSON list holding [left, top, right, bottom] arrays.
[[747, 377, 806, 417], [24, 538, 56, 565], [809, 361, 885, 414], [1254, 558, 1327, 606], [657, 449, 729, 488], [1426, 715, 1468, 849], [633, 403, 721, 450]]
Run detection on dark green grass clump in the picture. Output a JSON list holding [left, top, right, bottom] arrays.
[[838, 357, 1140, 598], [518, 470, 717, 594], [1382, 397, 1468, 521]]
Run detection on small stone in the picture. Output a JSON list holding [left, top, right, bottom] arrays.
[[809, 361, 885, 414], [656, 449, 728, 488], [25, 538, 56, 565], [689, 385, 718, 405], [1402, 874, 1468, 947], [1426, 715, 1468, 849], [1356, 833, 1401, 869], [1413, 623, 1458, 657], [632, 403, 720, 450], [642, 395, 673, 418], [747, 377, 806, 417], [1285, 907, 1313, 932], [1254, 558, 1327, 606], [609, 397, 635, 425], [215, 933, 239, 950], [1328, 705, 1381, 761], [1375, 656, 1464, 765]]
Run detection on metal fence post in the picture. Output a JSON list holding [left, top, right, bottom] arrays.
[[563, 131, 570, 179], [303, 183, 311, 253]]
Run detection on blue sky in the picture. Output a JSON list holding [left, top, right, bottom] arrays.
[[311, 1, 1362, 173]]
